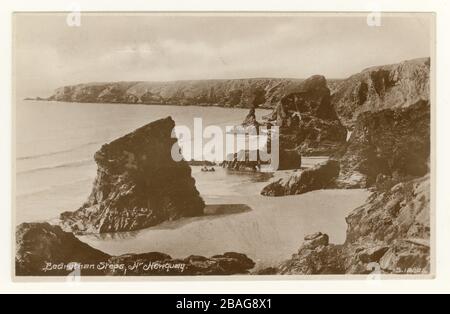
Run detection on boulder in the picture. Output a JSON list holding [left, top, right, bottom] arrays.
[[261, 160, 340, 196], [60, 117, 205, 234], [303, 232, 330, 250]]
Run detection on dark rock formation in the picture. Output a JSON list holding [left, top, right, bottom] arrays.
[[221, 150, 264, 172], [331, 58, 430, 129], [222, 108, 302, 171], [60, 117, 205, 234], [15, 223, 255, 276], [261, 160, 340, 196], [242, 108, 260, 127], [337, 100, 430, 188], [16, 222, 109, 276], [273, 175, 430, 275], [266, 75, 347, 156]]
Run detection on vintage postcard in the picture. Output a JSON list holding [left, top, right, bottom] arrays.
[[13, 12, 434, 279]]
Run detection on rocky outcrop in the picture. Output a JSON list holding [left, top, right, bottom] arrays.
[[278, 232, 344, 275], [16, 222, 109, 276], [265, 75, 347, 156], [331, 58, 430, 129], [242, 108, 260, 127], [16, 223, 255, 276], [60, 117, 205, 234], [261, 160, 340, 196], [342, 175, 430, 274], [272, 175, 431, 275], [337, 100, 430, 188]]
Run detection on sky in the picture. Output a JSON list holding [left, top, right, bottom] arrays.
[[14, 13, 433, 97]]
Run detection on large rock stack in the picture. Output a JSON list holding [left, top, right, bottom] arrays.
[[60, 117, 205, 234]]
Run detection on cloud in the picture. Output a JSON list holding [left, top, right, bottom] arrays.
[[14, 13, 432, 97]]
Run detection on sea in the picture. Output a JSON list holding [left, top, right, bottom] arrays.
[[15, 100, 370, 269]]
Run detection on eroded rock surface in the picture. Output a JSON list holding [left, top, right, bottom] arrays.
[[267, 75, 347, 156], [60, 117, 205, 234], [331, 58, 430, 128], [337, 100, 430, 188]]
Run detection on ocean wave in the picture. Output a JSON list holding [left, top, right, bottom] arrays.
[[17, 141, 101, 161], [17, 159, 94, 175]]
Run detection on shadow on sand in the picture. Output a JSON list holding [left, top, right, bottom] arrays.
[[86, 204, 252, 241]]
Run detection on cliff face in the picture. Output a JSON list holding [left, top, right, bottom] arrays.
[[331, 58, 430, 129], [50, 79, 302, 109], [343, 175, 430, 274], [45, 57, 429, 129], [337, 100, 430, 188], [16, 223, 255, 276], [48, 78, 346, 109], [60, 117, 205, 234]]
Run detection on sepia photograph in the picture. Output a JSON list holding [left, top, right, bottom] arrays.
[[13, 12, 434, 279]]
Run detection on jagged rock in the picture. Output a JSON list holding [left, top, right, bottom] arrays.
[[331, 58, 430, 129], [242, 108, 260, 127], [15, 223, 255, 276], [60, 117, 205, 234], [261, 160, 340, 196], [222, 109, 303, 171], [278, 232, 343, 275], [266, 75, 347, 156], [337, 100, 430, 188], [378, 240, 430, 274], [357, 246, 390, 264], [221, 150, 265, 172], [275, 175, 430, 275], [344, 175, 431, 274]]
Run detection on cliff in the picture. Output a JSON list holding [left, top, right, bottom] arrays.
[[43, 57, 429, 129], [331, 57, 430, 129], [60, 117, 205, 234], [46, 78, 348, 109], [337, 100, 430, 188], [49, 78, 299, 109], [16, 223, 255, 276]]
